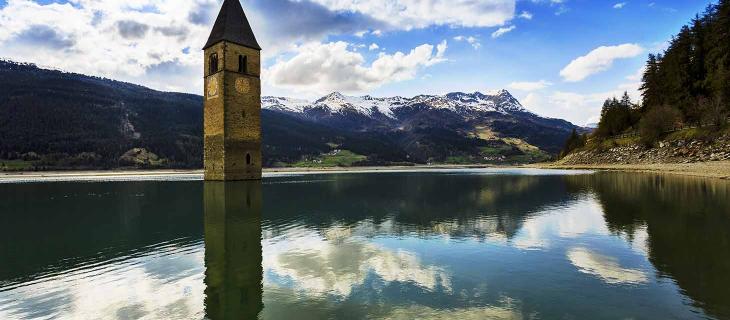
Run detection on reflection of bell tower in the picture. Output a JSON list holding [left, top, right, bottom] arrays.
[[203, 0, 262, 181], [203, 182, 263, 319]]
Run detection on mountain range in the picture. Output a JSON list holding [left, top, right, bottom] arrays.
[[0, 60, 584, 170], [260, 90, 584, 164]]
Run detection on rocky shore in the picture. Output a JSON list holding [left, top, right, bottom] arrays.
[[538, 133, 730, 180], [559, 134, 730, 165]]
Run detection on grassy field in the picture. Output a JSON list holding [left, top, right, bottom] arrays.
[[0, 160, 33, 171], [0, 160, 35, 171], [292, 150, 368, 167]]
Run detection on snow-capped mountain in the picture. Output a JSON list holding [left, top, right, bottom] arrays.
[[260, 89, 585, 161], [262, 90, 528, 118]]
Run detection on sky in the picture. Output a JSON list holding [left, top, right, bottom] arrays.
[[0, 0, 715, 125]]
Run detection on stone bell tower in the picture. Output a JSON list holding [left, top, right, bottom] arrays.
[[203, 0, 262, 181]]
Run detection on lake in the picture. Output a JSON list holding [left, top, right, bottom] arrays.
[[1, 169, 729, 319]]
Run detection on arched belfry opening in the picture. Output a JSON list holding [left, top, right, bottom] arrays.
[[203, 0, 262, 181]]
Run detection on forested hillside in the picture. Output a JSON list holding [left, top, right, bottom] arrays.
[[561, 0, 730, 156], [0, 61, 204, 169], [0, 60, 584, 171]]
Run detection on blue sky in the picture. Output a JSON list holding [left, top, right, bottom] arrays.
[[0, 0, 713, 125]]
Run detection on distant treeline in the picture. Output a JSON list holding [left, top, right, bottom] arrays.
[[563, 0, 730, 155]]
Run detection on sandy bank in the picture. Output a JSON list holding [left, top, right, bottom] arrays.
[[533, 161, 730, 180]]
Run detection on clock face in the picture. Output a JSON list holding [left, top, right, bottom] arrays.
[[207, 77, 219, 98], [235, 77, 250, 94]]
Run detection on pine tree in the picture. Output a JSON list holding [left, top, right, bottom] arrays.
[[596, 95, 634, 137], [655, 53, 667, 105], [661, 26, 693, 118], [640, 54, 662, 110], [620, 91, 633, 108], [690, 14, 708, 98], [707, 0, 730, 110], [560, 128, 587, 158]]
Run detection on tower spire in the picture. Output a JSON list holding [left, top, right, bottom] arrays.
[[203, 0, 261, 50]]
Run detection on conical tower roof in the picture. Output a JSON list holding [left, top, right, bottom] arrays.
[[203, 0, 261, 50]]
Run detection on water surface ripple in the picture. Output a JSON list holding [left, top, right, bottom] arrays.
[[1, 169, 729, 319]]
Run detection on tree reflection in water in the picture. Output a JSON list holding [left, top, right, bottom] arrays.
[[568, 173, 730, 319]]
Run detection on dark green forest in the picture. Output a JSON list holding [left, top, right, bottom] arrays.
[[0, 61, 205, 169], [566, 0, 730, 155]]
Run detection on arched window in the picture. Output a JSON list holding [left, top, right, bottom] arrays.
[[209, 53, 218, 74], [238, 55, 247, 73], [246, 153, 251, 165]]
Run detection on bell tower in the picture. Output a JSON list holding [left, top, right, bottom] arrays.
[[203, 0, 262, 181]]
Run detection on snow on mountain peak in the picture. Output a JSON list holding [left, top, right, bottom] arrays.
[[316, 92, 347, 104], [261, 96, 311, 113], [262, 90, 527, 118]]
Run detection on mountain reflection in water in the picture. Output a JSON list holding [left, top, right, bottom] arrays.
[[0, 169, 728, 319]]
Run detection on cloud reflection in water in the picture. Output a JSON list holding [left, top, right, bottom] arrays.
[[567, 247, 648, 285], [263, 226, 452, 298]]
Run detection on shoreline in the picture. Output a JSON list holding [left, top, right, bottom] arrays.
[[1, 161, 729, 181], [0, 164, 492, 177], [531, 161, 730, 180], [0, 164, 497, 182]]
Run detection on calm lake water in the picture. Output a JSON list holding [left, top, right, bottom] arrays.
[[1, 169, 729, 319]]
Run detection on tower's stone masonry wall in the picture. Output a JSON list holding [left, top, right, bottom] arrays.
[[204, 41, 262, 181]]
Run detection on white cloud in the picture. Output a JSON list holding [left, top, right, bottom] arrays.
[[613, 2, 627, 9], [531, 0, 569, 15], [308, 0, 516, 30], [560, 43, 644, 82], [247, 0, 391, 55], [0, 0, 214, 93], [508, 80, 552, 91], [519, 68, 642, 126], [265, 40, 448, 94], [521, 87, 641, 126], [369, 43, 380, 51], [0, 0, 515, 95], [523, 91, 601, 125], [626, 66, 646, 82], [453, 35, 481, 49], [491, 26, 516, 38], [519, 11, 534, 19]]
